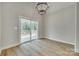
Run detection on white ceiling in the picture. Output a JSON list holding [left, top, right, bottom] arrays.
[[30, 2, 76, 13], [2, 2, 75, 12], [47, 2, 76, 13], [3, 2, 75, 13]]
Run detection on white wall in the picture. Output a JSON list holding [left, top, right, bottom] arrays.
[[1, 2, 42, 50], [0, 2, 77, 52], [0, 3, 2, 49], [44, 4, 76, 45], [76, 3, 79, 52]]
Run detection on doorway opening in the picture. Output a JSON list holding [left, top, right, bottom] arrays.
[[20, 17, 38, 43]]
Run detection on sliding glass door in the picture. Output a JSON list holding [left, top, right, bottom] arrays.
[[21, 18, 31, 43], [31, 21, 38, 40], [20, 17, 38, 43]]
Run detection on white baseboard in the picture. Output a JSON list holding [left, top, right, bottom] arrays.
[[75, 49, 79, 53], [0, 43, 20, 51], [0, 43, 20, 55], [44, 37, 75, 45], [0, 50, 1, 55], [0, 37, 76, 55]]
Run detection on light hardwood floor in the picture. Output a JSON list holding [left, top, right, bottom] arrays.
[[1, 39, 79, 56]]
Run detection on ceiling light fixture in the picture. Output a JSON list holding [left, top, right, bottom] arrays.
[[36, 2, 49, 15]]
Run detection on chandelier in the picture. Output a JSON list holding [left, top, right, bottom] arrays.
[[36, 2, 49, 15]]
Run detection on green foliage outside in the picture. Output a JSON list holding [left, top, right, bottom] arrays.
[[21, 20, 38, 33]]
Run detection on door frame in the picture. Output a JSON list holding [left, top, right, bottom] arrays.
[[18, 16, 39, 44]]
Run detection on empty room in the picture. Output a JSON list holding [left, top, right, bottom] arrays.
[[0, 2, 79, 56]]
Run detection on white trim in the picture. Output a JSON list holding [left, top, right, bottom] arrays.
[[19, 16, 39, 43], [75, 49, 79, 53], [0, 43, 20, 55], [45, 37, 75, 45], [0, 50, 1, 55], [0, 43, 20, 51], [75, 3, 77, 53]]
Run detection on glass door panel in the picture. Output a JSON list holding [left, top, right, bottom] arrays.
[[31, 21, 38, 40], [21, 18, 31, 43], [20, 17, 38, 43]]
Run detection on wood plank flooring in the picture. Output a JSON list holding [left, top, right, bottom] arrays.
[[1, 39, 79, 56]]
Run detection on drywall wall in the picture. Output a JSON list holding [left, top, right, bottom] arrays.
[[44, 4, 76, 45], [0, 3, 2, 49], [0, 5, 1, 49], [76, 3, 79, 52], [0, 2, 77, 51], [1, 2, 42, 49]]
